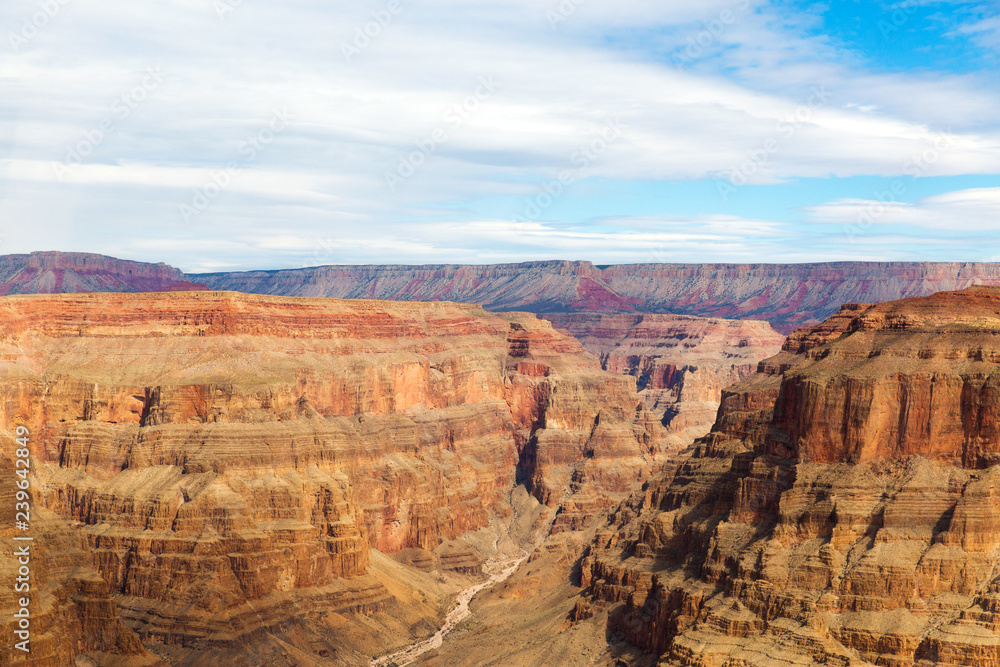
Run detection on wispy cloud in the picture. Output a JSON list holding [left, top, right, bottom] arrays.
[[949, 14, 1000, 49], [807, 187, 1000, 230], [0, 0, 998, 268]]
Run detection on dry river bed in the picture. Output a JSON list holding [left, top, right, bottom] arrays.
[[370, 554, 528, 667]]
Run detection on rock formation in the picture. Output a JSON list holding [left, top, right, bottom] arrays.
[[0, 459, 160, 667], [0, 252, 205, 295], [0, 291, 675, 665], [194, 260, 1000, 333], [5, 252, 1000, 334], [579, 286, 1000, 666], [544, 314, 785, 446]]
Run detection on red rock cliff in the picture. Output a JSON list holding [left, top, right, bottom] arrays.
[[771, 287, 1000, 467], [0, 251, 205, 295], [195, 260, 1000, 333], [580, 287, 1000, 667], [8, 253, 1000, 335], [0, 291, 673, 664], [544, 313, 784, 446]]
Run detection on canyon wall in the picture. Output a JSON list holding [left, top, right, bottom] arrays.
[[580, 287, 1000, 666], [545, 314, 784, 445], [0, 252, 205, 295], [5, 253, 1000, 334], [196, 260, 1000, 333], [0, 292, 675, 665]]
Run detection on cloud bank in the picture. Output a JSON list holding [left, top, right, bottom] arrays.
[[1, 0, 998, 270]]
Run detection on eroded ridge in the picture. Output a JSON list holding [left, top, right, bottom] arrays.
[[580, 287, 1000, 666]]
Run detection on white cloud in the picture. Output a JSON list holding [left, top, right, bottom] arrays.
[[806, 187, 1000, 230], [0, 0, 998, 268], [950, 15, 1000, 49]]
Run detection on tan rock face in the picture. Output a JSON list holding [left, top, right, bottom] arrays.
[[0, 291, 673, 662], [545, 314, 784, 446], [581, 287, 1000, 667], [772, 288, 1000, 467], [0, 454, 157, 667]]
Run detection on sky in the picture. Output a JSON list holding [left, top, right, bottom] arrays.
[[1, 0, 999, 272]]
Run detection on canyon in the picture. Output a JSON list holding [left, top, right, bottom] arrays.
[[545, 314, 785, 447], [6, 255, 1000, 665], [0, 291, 679, 666]]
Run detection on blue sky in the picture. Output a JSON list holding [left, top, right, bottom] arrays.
[[1, 0, 999, 271]]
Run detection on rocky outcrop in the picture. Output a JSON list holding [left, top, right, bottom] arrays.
[[545, 314, 784, 446], [194, 261, 1000, 333], [0, 454, 162, 667], [0, 252, 205, 295], [0, 291, 674, 664], [580, 287, 1000, 666]]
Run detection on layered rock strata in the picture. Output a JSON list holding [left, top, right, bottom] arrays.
[[195, 260, 1000, 333], [0, 291, 673, 663], [0, 251, 205, 295], [0, 457, 162, 667], [545, 314, 784, 445], [6, 253, 1000, 334], [580, 287, 1000, 666]]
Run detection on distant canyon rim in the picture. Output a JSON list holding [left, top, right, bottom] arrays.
[[7, 251, 1000, 332]]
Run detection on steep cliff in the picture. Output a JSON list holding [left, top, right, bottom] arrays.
[[195, 261, 1000, 333], [579, 287, 1000, 666], [0, 457, 161, 667], [0, 252, 205, 295], [544, 314, 785, 446], [0, 292, 675, 665]]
